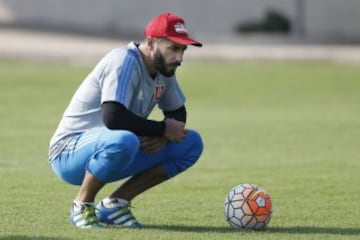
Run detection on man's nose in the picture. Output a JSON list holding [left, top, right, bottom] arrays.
[[175, 52, 184, 64]]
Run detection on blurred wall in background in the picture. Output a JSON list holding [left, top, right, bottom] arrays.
[[0, 0, 360, 44]]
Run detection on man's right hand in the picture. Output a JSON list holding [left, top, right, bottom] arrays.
[[164, 118, 186, 142]]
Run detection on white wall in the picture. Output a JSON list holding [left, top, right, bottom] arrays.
[[1, 0, 360, 43], [305, 0, 360, 42]]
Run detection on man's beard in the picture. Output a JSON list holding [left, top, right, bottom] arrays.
[[154, 50, 180, 77]]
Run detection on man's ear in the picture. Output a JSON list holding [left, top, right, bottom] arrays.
[[146, 37, 156, 51]]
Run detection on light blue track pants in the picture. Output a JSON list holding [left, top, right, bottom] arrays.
[[51, 127, 203, 185]]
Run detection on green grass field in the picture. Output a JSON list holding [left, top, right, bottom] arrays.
[[1, 59, 360, 240]]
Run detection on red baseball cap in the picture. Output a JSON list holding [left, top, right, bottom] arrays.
[[144, 13, 202, 47]]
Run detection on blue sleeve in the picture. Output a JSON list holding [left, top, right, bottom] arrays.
[[100, 49, 139, 108]]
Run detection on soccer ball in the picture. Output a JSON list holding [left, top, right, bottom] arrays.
[[224, 183, 272, 230]]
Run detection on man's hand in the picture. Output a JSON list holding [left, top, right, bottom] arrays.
[[164, 118, 186, 142], [140, 136, 168, 154]]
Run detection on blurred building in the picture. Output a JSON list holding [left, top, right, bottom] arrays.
[[0, 0, 360, 44]]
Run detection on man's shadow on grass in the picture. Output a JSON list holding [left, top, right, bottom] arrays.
[[145, 224, 360, 236]]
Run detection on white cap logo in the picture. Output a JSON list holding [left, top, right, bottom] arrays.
[[174, 23, 188, 34]]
